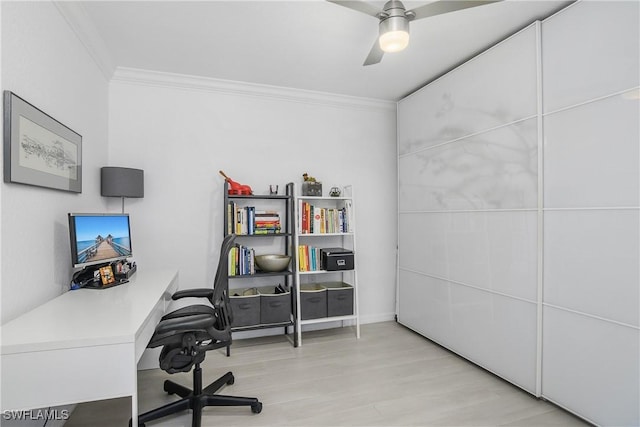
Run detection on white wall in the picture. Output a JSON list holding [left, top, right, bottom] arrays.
[[1, 1, 109, 324], [107, 70, 398, 325], [397, 1, 639, 425]]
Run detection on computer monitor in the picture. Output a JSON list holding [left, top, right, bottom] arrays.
[[68, 213, 133, 269]]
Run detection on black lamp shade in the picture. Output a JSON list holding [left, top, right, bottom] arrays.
[[101, 167, 144, 198]]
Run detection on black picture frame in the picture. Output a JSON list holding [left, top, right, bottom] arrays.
[[3, 91, 82, 193]]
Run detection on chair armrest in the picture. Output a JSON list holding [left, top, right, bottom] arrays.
[[172, 288, 214, 301], [155, 313, 214, 335]]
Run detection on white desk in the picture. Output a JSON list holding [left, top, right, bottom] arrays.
[[0, 269, 179, 424]]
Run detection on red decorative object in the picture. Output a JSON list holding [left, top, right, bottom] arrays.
[[219, 170, 253, 195]]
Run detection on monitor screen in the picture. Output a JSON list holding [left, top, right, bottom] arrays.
[[68, 213, 132, 269]]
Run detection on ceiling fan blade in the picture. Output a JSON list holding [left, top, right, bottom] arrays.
[[363, 38, 384, 66], [326, 0, 381, 18], [410, 0, 502, 21]]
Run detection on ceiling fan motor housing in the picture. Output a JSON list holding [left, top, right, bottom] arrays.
[[378, 0, 414, 52]]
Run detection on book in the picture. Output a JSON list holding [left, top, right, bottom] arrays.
[[227, 202, 234, 235], [255, 230, 280, 235], [298, 245, 306, 272], [302, 203, 307, 233], [228, 246, 237, 276], [313, 207, 321, 234], [345, 200, 353, 232]]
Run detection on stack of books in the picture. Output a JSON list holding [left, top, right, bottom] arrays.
[[254, 210, 281, 234], [227, 203, 282, 235]]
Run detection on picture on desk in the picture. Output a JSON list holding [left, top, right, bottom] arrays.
[[70, 214, 132, 266], [99, 265, 116, 286]]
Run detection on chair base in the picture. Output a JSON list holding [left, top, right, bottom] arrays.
[[131, 369, 262, 427]]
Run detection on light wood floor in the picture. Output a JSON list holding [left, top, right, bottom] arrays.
[[66, 321, 590, 426]]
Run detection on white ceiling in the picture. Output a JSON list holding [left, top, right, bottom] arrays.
[[77, 0, 573, 101]]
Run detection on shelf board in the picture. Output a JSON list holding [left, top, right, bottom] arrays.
[[231, 321, 293, 332], [229, 270, 293, 278], [297, 196, 352, 201], [232, 233, 292, 237], [300, 314, 357, 325], [228, 194, 290, 200], [298, 269, 353, 275], [297, 232, 354, 237]]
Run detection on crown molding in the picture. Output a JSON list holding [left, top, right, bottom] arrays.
[[111, 67, 397, 112], [53, 1, 115, 81]]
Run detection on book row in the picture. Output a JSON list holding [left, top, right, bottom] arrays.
[[228, 244, 255, 276], [298, 245, 322, 272], [298, 201, 353, 234], [227, 202, 282, 235]]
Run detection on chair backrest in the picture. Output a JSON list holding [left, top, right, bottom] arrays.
[[212, 234, 236, 327]]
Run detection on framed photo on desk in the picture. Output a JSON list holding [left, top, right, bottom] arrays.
[[99, 265, 116, 286]]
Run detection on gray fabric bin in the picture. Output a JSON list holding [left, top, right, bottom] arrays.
[[229, 287, 260, 327], [300, 283, 327, 320], [257, 286, 291, 324], [322, 282, 354, 317]]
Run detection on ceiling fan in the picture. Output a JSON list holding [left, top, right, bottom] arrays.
[[327, 0, 501, 65]]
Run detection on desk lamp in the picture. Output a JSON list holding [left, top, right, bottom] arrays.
[[101, 167, 144, 213]]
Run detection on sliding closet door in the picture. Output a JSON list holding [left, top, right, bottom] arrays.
[[398, 2, 639, 425], [397, 24, 540, 393], [541, 2, 639, 425]]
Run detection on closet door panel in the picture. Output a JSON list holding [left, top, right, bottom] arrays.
[[448, 284, 537, 393], [398, 25, 538, 155], [542, 306, 640, 426], [398, 118, 538, 212], [398, 213, 450, 279], [542, 1, 640, 112], [398, 271, 538, 393], [544, 210, 639, 327], [399, 211, 537, 301], [544, 92, 640, 208], [397, 270, 452, 343], [445, 211, 537, 301]]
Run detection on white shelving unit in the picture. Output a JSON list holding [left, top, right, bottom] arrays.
[[294, 185, 360, 346]]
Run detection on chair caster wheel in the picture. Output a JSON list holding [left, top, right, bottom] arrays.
[[251, 402, 263, 414], [227, 374, 235, 385], [163, 380, 173, 395]]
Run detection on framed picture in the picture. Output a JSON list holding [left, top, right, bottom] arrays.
[[3, 91, 82, 193], [99, 265, 116, 286]]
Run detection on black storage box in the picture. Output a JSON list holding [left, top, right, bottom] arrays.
[[229, 287, 260, 327], [300, 284, 327, 320], [302, 181, 322, 196], [257, 286, 291, 324], [321, 247, 354, 271], [322, 282, 354, 317]]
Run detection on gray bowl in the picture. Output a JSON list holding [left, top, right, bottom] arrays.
[[255, 254, 291, 272]]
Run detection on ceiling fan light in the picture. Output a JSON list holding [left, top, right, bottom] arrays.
[[379, 30, 409, 52], [378, 13, 410, 53]]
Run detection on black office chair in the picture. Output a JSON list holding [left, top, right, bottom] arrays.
[[131, 234, 262, 427]]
